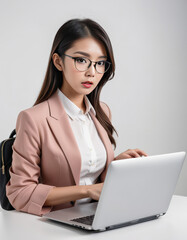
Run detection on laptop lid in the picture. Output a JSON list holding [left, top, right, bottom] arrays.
[[43, 152, 185, 231], [92, 151, 186, 230]]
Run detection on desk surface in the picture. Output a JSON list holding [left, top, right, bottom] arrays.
[[1, 195, 187, 240]]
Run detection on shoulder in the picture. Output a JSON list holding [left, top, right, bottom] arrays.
[[16, 100, 49, 128], [100, 101, 112, 121]]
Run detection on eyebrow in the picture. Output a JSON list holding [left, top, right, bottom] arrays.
[[73, 51, 107, 59]]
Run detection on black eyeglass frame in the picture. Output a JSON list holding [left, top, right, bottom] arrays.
[[62, 53, 111, 74]]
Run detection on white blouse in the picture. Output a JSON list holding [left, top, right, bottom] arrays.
[[57, 89, 107, 204]]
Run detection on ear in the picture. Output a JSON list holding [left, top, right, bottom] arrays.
[[52, 53, 64, 71]]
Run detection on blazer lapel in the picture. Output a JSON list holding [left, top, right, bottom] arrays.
[[46, 91, 114, 185], [46, 92, 81, 186]]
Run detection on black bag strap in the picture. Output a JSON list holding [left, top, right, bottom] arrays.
[[9, 129, 16, 138]]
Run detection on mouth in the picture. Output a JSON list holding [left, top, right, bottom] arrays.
[[81, 81, 93, 88]]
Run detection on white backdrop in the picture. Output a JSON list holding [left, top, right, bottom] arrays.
[[0, 0, 187, 195]]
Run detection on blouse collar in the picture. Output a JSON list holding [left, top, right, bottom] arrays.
[[57, 89, 96, 120]]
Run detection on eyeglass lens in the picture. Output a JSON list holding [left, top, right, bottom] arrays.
[[74, 57, 110, 73]]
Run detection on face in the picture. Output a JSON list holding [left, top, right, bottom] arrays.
[[53, 37, 107, 100]]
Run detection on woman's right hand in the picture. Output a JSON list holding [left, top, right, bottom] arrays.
[[86, 183, 104, 201]]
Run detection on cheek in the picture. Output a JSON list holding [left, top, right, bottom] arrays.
[[69, 70, 83, 83], [96, 74, 104, 84], [63, 65, 81, 83]]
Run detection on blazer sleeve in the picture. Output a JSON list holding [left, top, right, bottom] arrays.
[[100, 101, 112, 122], [99, 101, 115, 182], [6, 110, 55, 216]]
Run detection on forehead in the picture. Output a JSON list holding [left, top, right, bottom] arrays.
[[68, 37, 107, 57]]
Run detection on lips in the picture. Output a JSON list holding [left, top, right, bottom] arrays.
[[81, 81, 93, 88], [81, 81, 93, 84]]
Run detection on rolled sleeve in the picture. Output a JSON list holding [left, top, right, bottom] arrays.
[[6, 110, 55, 216]]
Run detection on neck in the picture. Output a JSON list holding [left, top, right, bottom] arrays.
[[59, 87, 86, 113]]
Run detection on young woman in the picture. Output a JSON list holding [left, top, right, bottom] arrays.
[[6, 18, 147, 216]]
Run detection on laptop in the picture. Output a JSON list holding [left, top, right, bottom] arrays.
[[43, 151, 186, 231]]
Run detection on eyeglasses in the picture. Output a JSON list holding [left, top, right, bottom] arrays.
[[62, 53, 111, 74]]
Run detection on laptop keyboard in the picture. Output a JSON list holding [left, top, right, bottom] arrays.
[[71, 215, 95, 225]]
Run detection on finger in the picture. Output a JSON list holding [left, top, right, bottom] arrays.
[[122, 154, 133, 159], [87, 190, 99, 201], [92, 191, 100, 201], [135, 149, 148, 157], [127, 150, 141, 158]]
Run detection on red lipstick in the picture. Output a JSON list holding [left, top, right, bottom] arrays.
[[81, 81, 93, 88]]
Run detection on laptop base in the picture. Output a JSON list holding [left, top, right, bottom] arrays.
[[106, 214, 162, 231]]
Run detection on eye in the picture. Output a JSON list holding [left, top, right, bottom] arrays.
[[97, 61, 105, 66], [75, 57, 87, 64]]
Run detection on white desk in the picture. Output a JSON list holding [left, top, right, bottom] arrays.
[[1, 195, 187, 240]]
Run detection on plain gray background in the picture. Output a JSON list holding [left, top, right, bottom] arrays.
[[0, 0, 186, 195]]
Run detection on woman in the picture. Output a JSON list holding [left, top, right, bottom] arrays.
[[6, 18, 147, 216]]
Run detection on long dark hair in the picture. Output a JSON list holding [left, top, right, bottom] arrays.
[[34, 18, 118, 148]]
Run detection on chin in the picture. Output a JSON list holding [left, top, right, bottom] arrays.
[[80, 88, 93, 93]]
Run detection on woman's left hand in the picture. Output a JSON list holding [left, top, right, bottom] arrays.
[[114, 148, 148, 160]]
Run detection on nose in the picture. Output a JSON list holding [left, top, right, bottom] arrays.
[[85, 62, 96, 77]]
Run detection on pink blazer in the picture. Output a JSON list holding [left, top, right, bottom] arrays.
[[6, 91, 114, 216]]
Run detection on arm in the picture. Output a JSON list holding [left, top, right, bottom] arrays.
[[6, 111, 55, 216], [44, 183, 103, 206], [6, 110, 103, 215]]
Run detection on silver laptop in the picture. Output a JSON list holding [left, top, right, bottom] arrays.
[[43, 151, 186, 231]]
